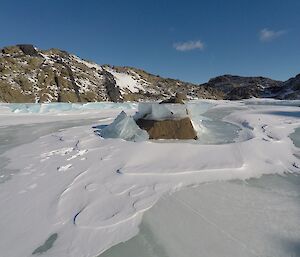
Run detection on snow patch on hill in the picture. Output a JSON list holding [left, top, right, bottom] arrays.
[[104, 67, 146, 94], [72, 55, 103, 71]]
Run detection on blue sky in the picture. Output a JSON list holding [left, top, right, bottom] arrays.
[[1, 0, 299, 83]]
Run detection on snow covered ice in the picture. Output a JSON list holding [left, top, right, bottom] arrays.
[[0, 99, 300, 257]]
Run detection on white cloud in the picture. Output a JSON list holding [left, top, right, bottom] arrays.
[[173, 40, 205, 51], [259, 28, 286, 42]]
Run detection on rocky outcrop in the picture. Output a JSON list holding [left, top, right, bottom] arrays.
[[0, 46, 110, 102], [101, 70, 122, 102], [17, 44, 41, 57], [136, 117, 198, 140]]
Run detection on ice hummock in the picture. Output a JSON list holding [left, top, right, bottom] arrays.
[[98, 102, 215, 142], [100, 103, 200, 142], [93, 101, 249, 143], [133, 103, 189, 120], [133, 101, 215, 121], [98, 111, 149, 142]]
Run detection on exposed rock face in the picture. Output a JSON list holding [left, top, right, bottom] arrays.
[[0, 46, 117, 102], [0, 45, 222, 103], [17, 44, 41, 57], [0, 44, 299, 102], [136, 117, 198, 140], [102, 70, 122, 102]]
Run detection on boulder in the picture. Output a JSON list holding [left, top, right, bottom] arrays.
[[136, 117, 198, 140]]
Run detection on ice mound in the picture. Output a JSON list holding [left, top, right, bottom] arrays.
[[98, 111, 149, 142], [96, 97, 217, 141], [134, 101, 214, 121], [134, 103, 189, 120], [98, 99, 207, 141]]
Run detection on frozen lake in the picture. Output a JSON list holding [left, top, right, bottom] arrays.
[[100, 111, 300, 257], [100, 101, 300, 257], [0, 100, 299, 257], [100, 174, 300, 257]]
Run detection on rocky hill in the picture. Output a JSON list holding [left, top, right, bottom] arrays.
[[278, 74, 300, 100], [200, 74, 300, 100], [200, 75, 283, 100], [0, 44, 222, 103], [0, 44, 299, 102]]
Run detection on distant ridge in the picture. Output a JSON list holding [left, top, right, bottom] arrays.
[[0, 44, 299, 102]]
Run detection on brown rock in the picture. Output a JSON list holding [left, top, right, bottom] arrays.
[[136, 117, 197, 140]]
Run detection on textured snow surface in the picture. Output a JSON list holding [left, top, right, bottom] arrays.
[[0, 100, 300, 257]]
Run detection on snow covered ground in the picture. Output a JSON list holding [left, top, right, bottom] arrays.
[[0, 100, 299, 257]]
